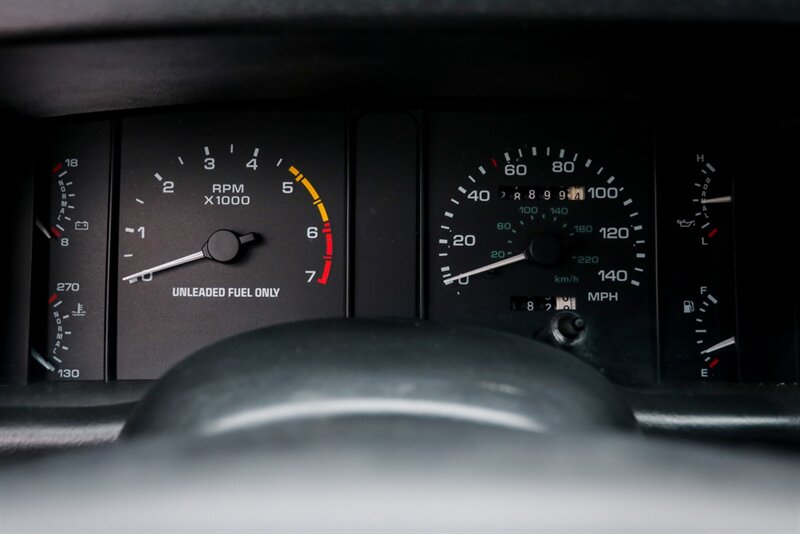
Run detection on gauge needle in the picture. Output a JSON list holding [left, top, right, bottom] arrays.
[[122, 251, 205, 282], [700, 336, 735, 355], [35, 218, 53, 239], [122, 230, 257, 282], [700, 195, 732, 205], [443, 252, 527, 285]]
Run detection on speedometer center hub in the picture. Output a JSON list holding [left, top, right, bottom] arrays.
[[525, 233, 562, 266]]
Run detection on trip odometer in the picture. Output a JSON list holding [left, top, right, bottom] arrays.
[[426, 114, 655, 383]]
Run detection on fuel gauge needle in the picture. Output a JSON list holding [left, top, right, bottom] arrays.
[[700, 336, 736, 355], [122, 229, 257, 282]]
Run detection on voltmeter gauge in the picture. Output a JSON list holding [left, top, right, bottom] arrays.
[[115, 112, 346, 379]]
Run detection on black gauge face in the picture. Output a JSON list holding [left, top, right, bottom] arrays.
[[426, 113, 656, 384], [116, 112, 346, 379]]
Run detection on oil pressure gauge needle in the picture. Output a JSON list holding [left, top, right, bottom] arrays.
[[122, 229, 257, 282], [700, 336, 735, 355], [700, 195, 732, 205]]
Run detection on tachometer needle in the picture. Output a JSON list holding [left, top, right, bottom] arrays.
[[700, 195, 732, 205], [122, 251, 205, 282], [122, 229, 257, 282], [700, 336, 735, 355], [443, 252, 527, 285]]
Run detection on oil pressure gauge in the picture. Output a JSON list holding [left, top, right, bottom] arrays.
[[673, 155, 732, 246]]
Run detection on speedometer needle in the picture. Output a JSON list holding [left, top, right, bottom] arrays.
[[442, 233, 563, 285], [700, 336, 735, 355], [122, 229, 257, 282], [443, 252, 527, 285]]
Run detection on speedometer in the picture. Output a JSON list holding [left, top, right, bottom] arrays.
[[425, 113, 656, 383]]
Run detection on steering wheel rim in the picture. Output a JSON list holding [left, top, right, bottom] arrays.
[[123, 318, 638, 438]]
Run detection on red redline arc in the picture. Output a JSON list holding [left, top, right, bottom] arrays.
[[288, 165, 333, 285]]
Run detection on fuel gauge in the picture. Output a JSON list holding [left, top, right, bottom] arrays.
[[679, 285, 737, 380]]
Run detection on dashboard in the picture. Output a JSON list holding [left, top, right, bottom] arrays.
[[1, 1, 800, 456], [14, 107, 797, 388]]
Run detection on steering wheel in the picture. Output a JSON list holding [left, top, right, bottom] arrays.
[[1, 319, 797, 532]]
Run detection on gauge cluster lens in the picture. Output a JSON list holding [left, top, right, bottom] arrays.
[[116, 112, 346, 379], [425, 113, 656, 384]]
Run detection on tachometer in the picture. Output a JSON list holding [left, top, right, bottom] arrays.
[[115, 112, 346, 379], [425, 114, 655, 383]]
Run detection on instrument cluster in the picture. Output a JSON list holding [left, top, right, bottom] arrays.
[[24, 108, 799, 386]]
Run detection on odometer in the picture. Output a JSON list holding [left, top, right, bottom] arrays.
[[426, 114, 656, 384]]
